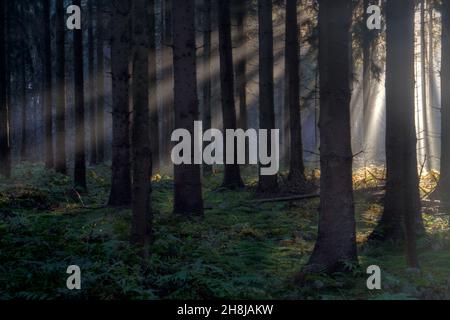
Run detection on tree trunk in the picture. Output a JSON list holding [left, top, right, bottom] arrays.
[[369, 0, 422, 268], [96, 0, 105, 163], [131, 0, 153, 254], [108, 0, 132, 206], [437, 0, 450, 200], [218, 0, 244, 189], [161, 0, 174, 172], [362, 0, 372, 165], [303, 0, 357, 274], [286, 0, 306, 183], [0, 0, 10, 178], [236, 0, 247, 133], [172, 0, 204, 217], [43, 0, 53, 169], [20, 49, 27, 161], [149, 0, 159, 175], [202, 0, 212, 176], [88, 0, 97, 165], [421, 0, 431, 172], [55, 0, 67, 174], [73, 0, 87, 191], [258, 0, 279, 193]]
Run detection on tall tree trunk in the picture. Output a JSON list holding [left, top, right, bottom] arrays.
[[421, 0, 431, 171], [43, 0, 54, 169], [0, 0, 10, 178], [20, 49, 27, 161], [303, 0, 357, 274], [286, 0, 306, 183], [172, 0, 204, 217], [202, 0, 212, 176], [88, 0, 97, 165], [236, 0, 247, 133], [362, 0, 372, 166], [218, 0, 244, 189], [131, 0, 153, 254], [436, 0, 450, 200], [73, 0, 87, 190], [258, 0, 279, 193], [96, 0, 105, 163], [149, 0, 159, 175], [161, 0, 174, 170], [55, 0, 67, 174], [369, 0, 422, 268], [109, 0, 132, 206]]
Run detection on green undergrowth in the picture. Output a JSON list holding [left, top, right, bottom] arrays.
[[0, 164, 449, 300]]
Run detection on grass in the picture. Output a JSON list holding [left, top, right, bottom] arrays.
[[0, 163, 449, 300]]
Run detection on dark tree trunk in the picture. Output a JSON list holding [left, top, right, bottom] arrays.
[[172, 0, 204, 217], [161, 0, 174, 170], [303, 0, 357, 274], [43, 0, 53, 169], [73, 0, 87, 190], [258, 0, 278, 193], [131, 0, 153, 254], [55, 0, 67, 174], [369, 0, 422, 268], [96, 0, 105, 163], [20, 49, 27, 161], [202, 0, 212, 176], [437, 0, 450, 200], [218, 0, 244, 189], [88, 0, 97, 165], [362, 0, 372, 156], [235, 0, 247, 132], [149, 0, 159, 175], [0, 0, 10, 178], [108, 0, 132, 206], [285, 0, 306, 183]]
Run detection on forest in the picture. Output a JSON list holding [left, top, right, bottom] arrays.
[[1, 0, 450, 301]]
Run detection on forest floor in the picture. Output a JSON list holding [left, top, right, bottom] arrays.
[[1, 164, 450, 300]]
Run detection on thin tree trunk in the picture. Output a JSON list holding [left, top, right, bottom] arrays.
[[172, 0, 204, 217], [109, 0, 132, 206], [88, 0, 97, 165], [73, 0, 87, 190], [421, 0, 431, 171], [202, 0, 212, 176], [362, 0, 372, 166], [20, 49, 27, 161], [149, 0, 159, 175], [43, 0, 53, 169], [55, 0, 67, 174], [131, 0, 153, 254], [236, 0, 247, 133], [369, 0, 422, 268], [218, 0, 244, 189], [286, 0, 306, 183], [258, 0, 279, 193], [96, 0, 105, 163], [0, 0, 10, 178], [303, 0, 357, 274]]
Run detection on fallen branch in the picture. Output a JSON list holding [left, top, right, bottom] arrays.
[[253, 193, 320, 204]]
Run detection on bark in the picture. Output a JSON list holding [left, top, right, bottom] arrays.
[[421, 0, 431, 172], [148, 0, 159, 174], [437, 0, 450, 200], [88, 0, 97, 165], [43, 0, 53, 169], [286, 0, 306, 183], [20, 49, 27, 161], [303, 0, 357, 274], [96, 0, 105, 163], [258, 0, 279, 193], [131, 0, 153, 254], [0, 0, 10, 178], [362, 0, 372, 154], [218, 0, 244, 189], [202, 0, 212, 176], [369, 0, 422, 268], [108, 0, 132, 206], [55, 0, 67, 174], [172, 0, 204, 217], [73, 0, 87, 190], [236, 0, 247, 132]]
